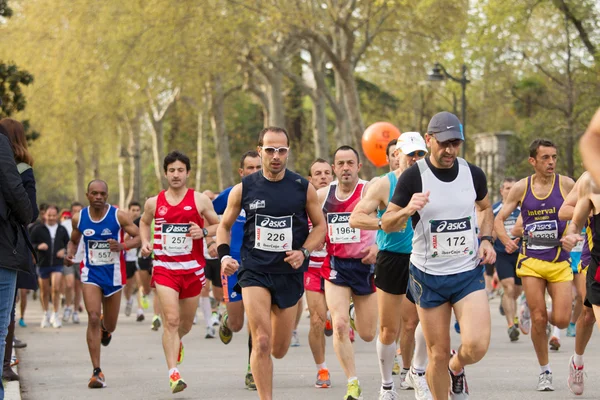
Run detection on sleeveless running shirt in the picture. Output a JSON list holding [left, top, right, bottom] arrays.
[[78, 205, 125, 285], [240, 170, 310, 274], [376, 171, 413, 254], [580, 219, 593, 269], [323, 180, 376, 259], [492, 201, 520, 254], [308, 218, 327, 268], [153, 189, 206, 278], [520, 174, 569, 263], [590, 213, 600, 282], [411, 158, 479, 275]]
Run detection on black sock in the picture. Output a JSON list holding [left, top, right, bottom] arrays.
[[93, 367, 102, 376], [382, 384, 393, 390]]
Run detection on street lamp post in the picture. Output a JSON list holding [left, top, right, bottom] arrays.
[[428, 63, 470, 157]]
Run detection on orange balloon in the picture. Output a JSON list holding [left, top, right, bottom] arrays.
[[362, 122, 401, 167]]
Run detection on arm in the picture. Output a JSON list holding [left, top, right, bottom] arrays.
[[196, 192, 220, 237], [0, 135, 32, 224], [114, 210, 141, 251], [476, 194, 496, 265], [558, 174, 583, 221], [139, 197, 157, 257], [494, 179, 526, 252], [510, 214, 524, 237], [21, 169, 38, 223], [65, 213, 82, 266], [562, 175, 593, 251], [349, 178, 386, 230], [301, 184, 326, 253], [581, 107, 600, 187], [216, 184, 242, 276]]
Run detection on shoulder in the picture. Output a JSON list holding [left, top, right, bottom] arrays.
[[559, 174, 576, 189], [365, 174, 389, 197], [465, 161, 485, 178], [286, 170, 309, 187], [144, 196, 158, 208], [397, 163, 421, 186]]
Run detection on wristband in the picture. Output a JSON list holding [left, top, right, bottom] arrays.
[[221, 255, 233, 263], [480, 236, 494, 244], [123, 243, 129, 252], [217, 244, 231, 260]]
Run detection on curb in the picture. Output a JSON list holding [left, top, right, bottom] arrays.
[[5, 348, 21, 400]]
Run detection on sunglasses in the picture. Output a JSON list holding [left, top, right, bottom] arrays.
[[261, 146, 289, 156], [434, 137, 462, 148], [407, 150, 427, 158]]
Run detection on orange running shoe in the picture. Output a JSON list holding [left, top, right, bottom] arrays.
[[88, 371, 106, 389], [315, 368, 331, 388]]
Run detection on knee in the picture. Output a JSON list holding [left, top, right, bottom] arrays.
[[402, 315, 419, 336], [163, 314, 180, 332], [228, 317, 244, 333], [460, 339, 489, 362], [358, 328, 376, 343], [253, 333, 271, 356], [503, 284, 515, 297], [582, 307, 596, 326], [379, 325, 399, 345], [272, 341, 289, 359], [87, 312, 101, 328], [530, 309, 548, 327], [553, 312, 571, 329], [309, 312, 326, 332], [333, 315, 349, 340], [429, 345, 451, 365]]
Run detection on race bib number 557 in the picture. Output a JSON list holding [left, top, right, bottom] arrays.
[[429, 217, 475, 258], [87, 240, 119, 266], [255, 214, 293, 252]]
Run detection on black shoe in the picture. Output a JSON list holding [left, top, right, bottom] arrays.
[[3, 365, 19, 381], [13, 338, 27, 349]]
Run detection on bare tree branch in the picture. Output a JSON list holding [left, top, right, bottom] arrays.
[[552, 0, 598, 61]]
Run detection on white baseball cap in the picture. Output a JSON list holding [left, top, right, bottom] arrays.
[[396, 132, 427, 155]]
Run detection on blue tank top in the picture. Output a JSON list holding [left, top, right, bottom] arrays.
[[241, 170, 310, 274], [376, 172, 413, 254], [492, 201, 521, 254], [78, 205, 123, 268], [213, 186, 245, 261]]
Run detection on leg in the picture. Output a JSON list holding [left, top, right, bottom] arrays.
[[40, 278, 50, 313], [212, 285, 224, 303], [501, 278, 517, 326], [0, 268, 16, 390], [399, 297, 419, 369], [324, 281, 355, 379], [521, 277, 550, 366], [82, 284, 104, 369], [294, 295, 303, 330], [571, 274, 585, 324], [306, 290, 327, 365], [138, 270, 151, 296], [155, 284, 182, 370], [575, 306, 595, 357], [226, 300, 245, 332], [270, 303, 298, 359], [178, 295, 200, 339], [376, 289, 402, 387], [74, 278, 82, 311], [449, 289, 491, 371], [101, 290, 122, 333], [50, 272, 63, 314], [547, 281, 573, 328], [416, 302, 452, 400], [352, 292, 377, 342], [243, 286, 274, 400], [19, 289, 28, 320]]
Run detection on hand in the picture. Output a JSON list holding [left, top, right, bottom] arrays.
[[221, 257, 239, 276], [107, 239, 123, 252], [503, 237, 520, 254], [207, 242, 218, 258], [561, 234, 583, 253], [479, 240, 496, 265], [56, 249, 66, 259], [284, 250, 305, 269], [37, 243, 48, 251], [141, 242, 153, 258], [360, 244, 378, 265], [188, 222, 204, 240], [64, 254, 75, 267], [406, 191, 430, 216]]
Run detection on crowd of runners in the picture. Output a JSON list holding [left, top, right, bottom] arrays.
[[8, 108, 600, 400]]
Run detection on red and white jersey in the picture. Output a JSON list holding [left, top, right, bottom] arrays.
[[308, 218, 326, 268], [153, 189, 206, 282]]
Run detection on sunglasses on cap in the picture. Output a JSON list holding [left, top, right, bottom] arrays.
[[261, 146, 289, 156]]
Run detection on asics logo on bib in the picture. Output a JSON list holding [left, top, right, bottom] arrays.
[[89, 241, 110, 250], [328, 213, 350, 223], [529, 223, 554, 231], [163, 224, 190, 234], [433, 218, 471, 233], [260, 218, 288, 228]]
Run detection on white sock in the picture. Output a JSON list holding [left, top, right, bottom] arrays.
[[412, 323, 428, 372], [137, 308, 144, 316], [200, 297, 212, 328], [540, 364, 551, 374], [552, 326, 561, 339], [347, 376, 358, 384], [573, 353, 584, 367], [376, 336, 396, 387], [168, 367, 179, 377], [317, 362, 327, 371]]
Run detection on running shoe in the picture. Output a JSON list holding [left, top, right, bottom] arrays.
[[567, 355, 585, 395], [290, 330, 300, 347], [219, 312, 233, 344], [10, 356, 18, 367], [449, 368, 469, 399], [124, 299, 133, 317], [508, 325, 520, 342], [88, 371, 106, 389], [518, 302, 531, 335], [18, 318, 26, 328], [567, 322, 576, 337], [72, 312, 80, 324], [349, 303, 356, 331], [537, 371, 554, 391], [211, 311, 220, 327], [141, 295, 150, 310], [40, 313, 50, 328], [398, 368, 412, 390], [151, 315, 161, 331], [315, 368, 331, 388], [378, 386, 399, 400], [344, 378, 362, 400], [392, 355, 401, 376], [136, 312, 145, 322], [245, 372, 256, 390], [13, 337, 26, 349], [177, 341, 184, 365], [324, 315, 333, 337], [407, 368, 432, 400], [499, 300, 505, 316], [62, 307, 73, 323], [100, 316, 112, 346], [454, 320, 460, 334], [349, 328, 355, 343], [549, 336, 560, 351], [169, 370, 187, 394], [52, 313, 62, 328], [205, 326, 216, 339]]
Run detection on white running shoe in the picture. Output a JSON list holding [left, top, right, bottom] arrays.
[[378, 386, 400, 400], [398, 368, 412, 390], [52, 313, 62, 328], [205, 326, 216, 339], [567, 355, 585, 395], [40, 313, 51, 328], [290, 330, 300, 347], [210, 312, 220, 327], [62, 307, 72, 323], [518, 301, 531, 335], [72, 312, 80, 324], [125, 298, 133, 317], [407, 368, 432, 400], [536, 371, 554, 391]]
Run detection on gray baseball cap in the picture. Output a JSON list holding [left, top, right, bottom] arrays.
[[427, 112, 464, 141]]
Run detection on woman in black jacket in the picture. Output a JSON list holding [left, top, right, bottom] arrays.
[[30, 205, 69, 329]]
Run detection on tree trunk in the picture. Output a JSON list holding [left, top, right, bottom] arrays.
[[125, 108, 142, 205], [209, 75, 234, 190], [117, 125, 126, 209], [74, 138, 86, 202], [148, 115, 167, 190], [312, 94, 329, 160], [333, 69, 352, 148], [566, 116, 575, 178], [195, 90, 210, 190]]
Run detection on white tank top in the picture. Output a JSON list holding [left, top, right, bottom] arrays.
[[410, 158, 480, 275]]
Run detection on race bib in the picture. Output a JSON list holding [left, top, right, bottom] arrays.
[[254, 214, 293, 252], [572, 228, 587, 253], [327, 213, 361, 244], [504, 215, 518, 238], [525, 220, 558, 249], [87, 240, 119, 266], [162, 223, 192, 253], [429, 217, 475, 258]]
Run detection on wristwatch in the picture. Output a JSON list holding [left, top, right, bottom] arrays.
[[300, 247, 310, 260], [480, 236, 494, 244], [202, 228, 209, 238]]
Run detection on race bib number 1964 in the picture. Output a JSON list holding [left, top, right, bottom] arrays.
[[327, 213, 361, 244]]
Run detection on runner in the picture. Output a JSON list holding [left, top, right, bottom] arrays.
[[213, 150, 261, 390], [495, 138, 575, 391], [558, 171, 597, 395], [349, 132, 429, 399], [216, 127, 326, 400], [61, 201, 84, 324], [382, 111, 495, 400], [139, 151, 220, 394], [200, 189, 222, 339], [319, 145, 378, 400], [304, 158, 334, 389], [492, 178, 523, 342], [65, 179, 141, 388], [123, 201, 143, 319]]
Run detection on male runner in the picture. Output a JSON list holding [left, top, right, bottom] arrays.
[[580, 108, 600, 186], [123, 201, 143, 319], [213, 150, 261, 390], [558, 171, 597, 395], [61, 201, 83, 324], [495, 138, 575, 391], [140, 151, 220, 393], [492, 178, 523, 341], [65, 180, 140, 388], [350, 132, 429, 399], [319, 145, 378, 400], [217, 127, 326, 400], [304, 158, 334, 388], [383, 112, 495, 400]]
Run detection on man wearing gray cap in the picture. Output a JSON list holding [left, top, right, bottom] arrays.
[[382, 112, 496, 400]]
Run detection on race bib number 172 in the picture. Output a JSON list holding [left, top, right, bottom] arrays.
[[429, 217, 475, 258]]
